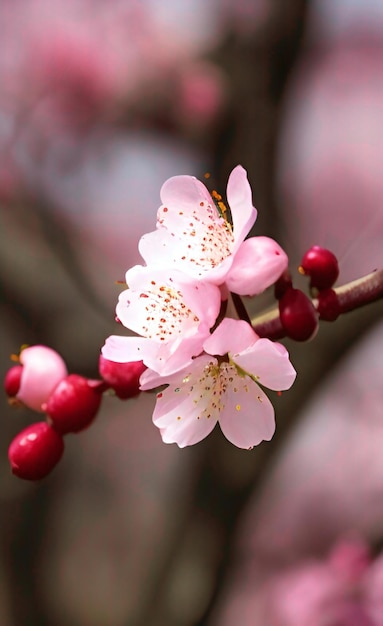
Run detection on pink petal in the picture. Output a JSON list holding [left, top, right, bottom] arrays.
[[118, 266, 221, 341], [226, 165, 257, 252], [160, 174, 213, 217], [102, 335, 152, 363], [219, 380, 275, 448], [233, 339, 297, 391], [138, 228, 176, 267], [152, 354, 219, 447], [203, 318, 259, 356], [18, 345, 67, 412], [139, 366, 183, 391], [225, 236, 289, 296], [102, 334, 203, 376]]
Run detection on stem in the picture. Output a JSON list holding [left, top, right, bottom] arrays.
[[252, 269, 383, 340]]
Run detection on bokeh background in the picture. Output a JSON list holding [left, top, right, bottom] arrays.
[[1, 1, 383, 624]]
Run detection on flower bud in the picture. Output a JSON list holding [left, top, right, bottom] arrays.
[[7, 345, 68, 412], [46, 374, 103, 434], [98, 356, 146, 399], [317, 288, 341, 321], [300, 246, 339, 290], [274, 270, 293, 300], [279, 288, 319, 341], [4, 365, 23, 397], [9, 422, 64, 481]]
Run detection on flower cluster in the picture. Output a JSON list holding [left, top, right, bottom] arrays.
[[102, 166, 296, 449], [4, 165, 378, 479]]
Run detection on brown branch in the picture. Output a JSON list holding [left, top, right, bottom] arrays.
[[252, 269, 383, 340]]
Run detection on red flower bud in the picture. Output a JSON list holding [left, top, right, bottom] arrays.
[[279, 288, 319, 341], [300, 246, 339, 290], [274, 270, 293, 300], [46, 374, 103, 434], [9, 422, 64, 481], [317, 288, 341, 321], [4, 365, 23, 397], [99, 356, 146, 399]]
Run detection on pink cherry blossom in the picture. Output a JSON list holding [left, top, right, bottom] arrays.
[[102, 266, 221, 376], [258, 540, 383, 626], [16, 345, 68, 412], [138, 165, 288, 295], [140, 318, 296, 449]]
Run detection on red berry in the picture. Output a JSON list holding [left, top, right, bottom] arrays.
[[300, 246, 339, 290], [46, 374, 103, 434], [4, 364, 23, 397], [279, 288, 319, 341], [8, 422, 64, 480], [99, 355, 146, 399]]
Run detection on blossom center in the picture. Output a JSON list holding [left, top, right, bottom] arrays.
[[168, 360, 245, 421], [158, 199, 235, 275], [138, 282, 199, 342]]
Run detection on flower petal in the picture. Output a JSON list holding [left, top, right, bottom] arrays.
[[219, 379, 275, 448], [138, 228, 176, 267], [119, 266, 221, 341], [159, 174, 213, 224], [226, 165, 257, 251], [102, 335, 153, 363], [233, 339, 297, 391], [203, 318, 258, 356], [225, 236, 288, 296], [102, 333, 205, 376], [152, 355, 219, 447], [139, 366, 183, 391]]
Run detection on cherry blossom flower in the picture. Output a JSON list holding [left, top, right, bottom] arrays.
[[140, 318, 296, 449], [102, 266, 221, 376], [138, 165, 288, 296]]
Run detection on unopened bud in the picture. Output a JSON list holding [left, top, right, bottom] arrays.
[[46, 374, 103, 434], [9, 422, 64, 481], [99, 356, 146, 399]]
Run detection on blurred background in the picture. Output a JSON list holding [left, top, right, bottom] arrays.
[[1, 0, 383, 624]]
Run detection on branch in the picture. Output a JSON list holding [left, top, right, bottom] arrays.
[[252, 269, 383, 340]]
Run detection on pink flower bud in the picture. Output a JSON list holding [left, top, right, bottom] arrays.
[[8, 422, 64, 481], [46, 374, 103, 434], [13, 346, 68, 412], [99, 355, 146, 399]]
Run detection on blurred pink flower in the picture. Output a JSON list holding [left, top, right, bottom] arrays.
[[140, 318, 296, 448], [139, 166, 288, 295], [260, 540, 383, 626], [102, 266, 221, 376], [16, 345, 68, 412], [28, 32, 123, 129], [175, 61, 227, 128]]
